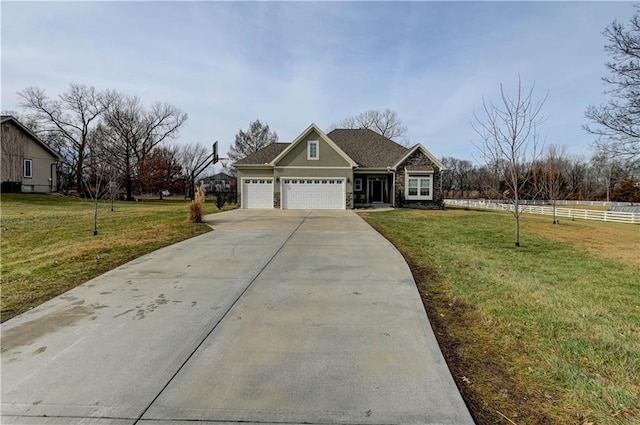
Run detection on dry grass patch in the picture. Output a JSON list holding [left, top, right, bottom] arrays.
[[1, 194, 223, 322], [523, 216, 639, 267]]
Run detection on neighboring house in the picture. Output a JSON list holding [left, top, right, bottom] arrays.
[[1, 115, 61, 193], [200, 171, 237, 193], [234, 123, 445, 209]]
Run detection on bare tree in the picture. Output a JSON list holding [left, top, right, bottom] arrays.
[[539, 145, 570, 224], [440, 157, 457, 197], [456, 159, 474, 198], [564, 155, 587, 199], [101, 91, 187, 200], [439, 157, 476, 198], [589, 148, 630, 202], [584, 8, 640, 159], [470, 166, 489, 199], [473, 77, 547, 247], [179, 142, 210, 179], [330, 109, 408, 142], [83, 127, 115, 235], [228, 119, 278, 163], [18, 84, 107, 195], [178, 141, 211, 198]]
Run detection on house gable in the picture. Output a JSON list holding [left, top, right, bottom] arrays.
[[394, 144, 444, 207], [392, 144, 445, 171], [1, 116, 61, 193], [0, 116, 61, 160], [271, 124, 356, 168]]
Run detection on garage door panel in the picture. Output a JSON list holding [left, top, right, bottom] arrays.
[[282, 179, 344, 210], [243, 179, 273, 209]]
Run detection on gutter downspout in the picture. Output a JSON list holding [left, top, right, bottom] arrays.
[[388, 167, 396, 207], [50, 162, 57, 192]]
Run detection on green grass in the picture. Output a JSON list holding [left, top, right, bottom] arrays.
[[0, 193, 229, 322], [360, 209, 639, 425]]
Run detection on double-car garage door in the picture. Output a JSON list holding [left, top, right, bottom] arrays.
[[243, 178, 345, 209], [282, 178, 344, 209]]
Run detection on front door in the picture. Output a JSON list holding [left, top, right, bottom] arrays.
[[370, 180, 384, 203]]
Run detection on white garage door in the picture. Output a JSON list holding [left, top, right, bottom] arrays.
[[243, 178, 273, 209], [282, 178, 345, 209]]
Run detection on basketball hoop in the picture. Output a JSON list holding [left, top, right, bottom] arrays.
[[220, 158, 229, 169]]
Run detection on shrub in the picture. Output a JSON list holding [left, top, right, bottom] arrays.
[[215, 193, 225, 210]]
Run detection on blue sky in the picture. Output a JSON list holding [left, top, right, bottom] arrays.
[[1, 1, 635, 164]]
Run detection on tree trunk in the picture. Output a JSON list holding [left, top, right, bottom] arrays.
[[93, 198, 98, 236], [514, 198, 521, 247], [125, 160, 135, 201], [125, 175, 134, 201], [76, 147, 84, 196]]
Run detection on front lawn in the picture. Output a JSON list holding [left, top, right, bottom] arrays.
[[360, 209, 639, 425], [0, 194, 224, 322]]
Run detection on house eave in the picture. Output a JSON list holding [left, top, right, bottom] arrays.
[[1, 115, 63, 161], [234, 164, 274, 169], [354, 167, 393, 173], [275, 165, 353, 170]]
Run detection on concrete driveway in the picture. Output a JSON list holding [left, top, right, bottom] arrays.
[[1, 209, 474, 425]]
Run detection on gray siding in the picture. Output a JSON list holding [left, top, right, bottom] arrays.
[[236, 168, 274, 194], [275, 130, 351, 168]]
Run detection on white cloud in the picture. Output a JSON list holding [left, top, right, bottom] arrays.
[[1, 1, 636, 161]]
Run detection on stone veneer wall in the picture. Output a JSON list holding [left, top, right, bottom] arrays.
[[394, 150, 443, 209], [273, 192, 281, 209], [346, 192, 353, 209]]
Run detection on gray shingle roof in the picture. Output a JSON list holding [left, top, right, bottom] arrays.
[[233, 129, 409, 168], [234, 143, 290, 165], [327, 129, 408, 168]]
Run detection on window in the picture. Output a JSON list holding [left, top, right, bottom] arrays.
[[308, 140, 319, 160], [354, 178, 362, 191], [406, 174, 432, 200], [23, 159, 33, 178]]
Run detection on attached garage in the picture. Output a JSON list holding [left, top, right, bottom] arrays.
[[282, 178, 345, 210], [242, 178, 274, 209]]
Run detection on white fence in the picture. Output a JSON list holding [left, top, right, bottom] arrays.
[[475, 199, 634, 207], [444, 199, 639, 224]]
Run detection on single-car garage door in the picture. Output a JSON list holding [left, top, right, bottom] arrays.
[[243, 178, 273, 209], [282, 178, 345, 209]]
